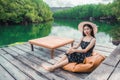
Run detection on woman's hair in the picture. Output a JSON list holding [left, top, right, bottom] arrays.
[[82, 24, 95, 38]]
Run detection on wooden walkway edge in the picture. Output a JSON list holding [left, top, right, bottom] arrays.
[[0, 41, 119, 80], [84, 44, 120, 80]]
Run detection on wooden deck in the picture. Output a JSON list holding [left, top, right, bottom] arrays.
[[85, 44, 120, 80], [0, 41, 117, 80]]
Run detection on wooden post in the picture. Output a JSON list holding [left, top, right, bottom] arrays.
[[31, 44, 34, 51], [71, 42, 74, 47], [51, 49, 54, 59]]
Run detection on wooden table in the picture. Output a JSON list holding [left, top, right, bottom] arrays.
[[29, 36, 74, 58]]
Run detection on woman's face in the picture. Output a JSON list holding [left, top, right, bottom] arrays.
[[83, 26, 92, 36]]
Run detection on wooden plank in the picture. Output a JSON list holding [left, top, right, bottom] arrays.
[[108, 67, 120, 80], [85, 64, 114, 80], [20, 44, 58, 64], [109, 62, 120, 80], [117, 60, 120, 68], [3, 46, 65, 80], [3, 47, 44, 67], [23, 44, 53, 59], [55, 69, 89, 79], [22, 44, 65, 65], [0, 64, 15, 80], [93, 50, 111, 56], [15, 44, 60, 64], [21, 44, 89, 79], [94, 46, 113, 53], [3, 47, 43, 65], [85, 44, 120, 80], [15, 44, 54, 63], [0, 50, 32, 80], [95, 43, 116, 49], [0, 49, 48, 80], [102, 54, 119, 67], [111, 44, 120, 59], [3, 47, 64, 80], [102, 44, 120, 67], [41, 62, 84, 80]]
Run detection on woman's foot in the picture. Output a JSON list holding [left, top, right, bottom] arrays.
[[42, 65, 54, 72]]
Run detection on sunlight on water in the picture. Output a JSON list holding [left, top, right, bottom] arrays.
[[50, 26, 81, 39], [50, 26, 115, 47], [96, 32, 113, 46], [0, 20, 119, 47]]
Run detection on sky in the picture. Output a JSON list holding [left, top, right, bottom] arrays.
[[43, 0, 113, 7]]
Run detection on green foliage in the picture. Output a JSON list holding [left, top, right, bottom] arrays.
[[112, 0, 120, 21], [54, 3, 118, 20], [0, 0, 53, 24]]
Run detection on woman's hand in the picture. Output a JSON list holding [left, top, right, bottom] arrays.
[[66, 48, 76, 54], [70, 49, 76, 53], [72, 46, 78, 49]]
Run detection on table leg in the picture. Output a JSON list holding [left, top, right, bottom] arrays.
[[31, 44, 34, 51], [51, 49, 54, 59], [71, 42, 74, 47]]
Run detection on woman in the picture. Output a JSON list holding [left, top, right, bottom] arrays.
[[42, 21, 98, 71]]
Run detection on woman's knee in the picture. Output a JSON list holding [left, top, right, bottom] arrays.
[[66, 48, 73, 53]]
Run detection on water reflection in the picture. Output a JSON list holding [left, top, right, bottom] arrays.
[[53, 19, 120, 46], [0, 19, 119, 47], [0, 21, 53, 47], [109, 27, 120, 45]]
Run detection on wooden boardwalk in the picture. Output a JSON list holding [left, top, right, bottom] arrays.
[[85, 44, 120, 80], [0, 42, 117, 80]]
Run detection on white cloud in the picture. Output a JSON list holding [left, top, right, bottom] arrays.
[[43, 0, 113, 7]]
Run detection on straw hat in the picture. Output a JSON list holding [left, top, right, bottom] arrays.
[[78, 21, 98, 34]]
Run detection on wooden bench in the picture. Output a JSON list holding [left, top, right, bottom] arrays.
[[84, 44, 120, 80], [29, 36, 74, 58]]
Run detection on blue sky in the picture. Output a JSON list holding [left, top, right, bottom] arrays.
[[43, 0, 113, 7]]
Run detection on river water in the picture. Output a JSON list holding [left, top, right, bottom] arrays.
[[0, 19, 120, 47]]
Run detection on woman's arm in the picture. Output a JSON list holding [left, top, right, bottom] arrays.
[[72, 37, 83, 49], [66, 37, 83, 54], [73, 38, 96, 53]]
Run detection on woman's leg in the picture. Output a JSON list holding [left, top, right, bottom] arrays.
[[66, 47, 74, 54], [42, 58, 69, 71], [42, 48, 73, 71], [53, 58, 68, 69], [55, 47, 73, 64], [55, 54, 67, 64]]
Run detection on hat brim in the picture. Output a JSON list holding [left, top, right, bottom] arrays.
[[78, 21, 98, 34]]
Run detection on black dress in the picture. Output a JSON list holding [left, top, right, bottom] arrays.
[[66, 38, 95, 63]]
